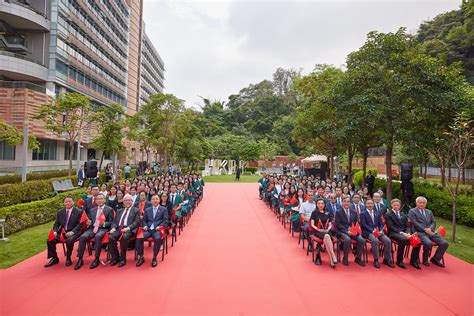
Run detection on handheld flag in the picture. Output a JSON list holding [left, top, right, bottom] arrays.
[[317, 219, 323, 229], [158, 226, 166, 239], [59, 229, 66, 243], [374, 227, 380, 238], [99, 212, 106, 224], [437, 226, 446, 238], [102, 232, 109, 243], [47, 229, 56, 241], [356, 222, 362, 234], [136, 227, 144, 239], [77, 199, 84, 207], [349, 223, 358, 235], [290, 196, 297, 205], [324, 218, 330, 229], [409, 233, 422, 247]]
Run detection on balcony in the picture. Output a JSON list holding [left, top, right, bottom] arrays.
[[0, 0, 50, 31], [0, 50, 48, 81]]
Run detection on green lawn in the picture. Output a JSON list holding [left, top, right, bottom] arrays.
[[0, 221, 51, 269], [0, 216, 472, 269], [204, 174, 261, 183]]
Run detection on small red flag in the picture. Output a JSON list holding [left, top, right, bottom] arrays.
[[283, 196, 290, 204], [59, 229, 66, 243], [136, 227, 144, 239], [349, 223, 358, 235], [99, 212, 106, 224], [324, 218, 330, 229], [409, 233, 422, 247], [383, 224, 388, 234], [437, 226, 446, 238], [317, 219, 323, 229], [158, 226, 166, 239], [47, 228, 56, 241], [290, 196, 297, 205], [80, 211, 88, 224], [102, 232, 109, 243], [374, 227, 380, 238], [77, 199, 84, 207], [356, 222, 362, 234]]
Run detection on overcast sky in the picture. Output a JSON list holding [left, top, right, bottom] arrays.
[[143, 0, 461, 108]]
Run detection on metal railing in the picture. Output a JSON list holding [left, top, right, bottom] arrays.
[[0, 80, 46, 93]]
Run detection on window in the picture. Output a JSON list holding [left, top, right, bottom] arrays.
[[87, 148, 96, 160], [57, 61, 68, 76], [77, 72, 85, 84], [69, 67, 77, 80], [64, 141, 78, 160], [0, 140, 15, 160], [32, 139, 57, 160]]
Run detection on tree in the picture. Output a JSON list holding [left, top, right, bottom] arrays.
[[0, 119, 39, 151], [91, 103, 126, 170], [35, 92, 91, 176], [434, 112, 472, 242], [272, 67, 301, 98]]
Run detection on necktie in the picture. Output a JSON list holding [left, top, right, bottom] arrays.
[[422, 209, 427, 220], [370, 211, 374, 223], [356, 205, 359, 215], [376, 204, 380, 212], [120, 208, 129, 227], [64, 209, 71, 231], [346, 209, 350, 221], [397, 211, 401, 219], [92, 198, 96, 207], [93, 208, 102, 233], [150, 208, 157, 230], [171, 195, 174, 205], [333, 204, 336, 213]]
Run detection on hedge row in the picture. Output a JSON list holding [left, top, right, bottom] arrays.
[[244, 166, 258, 173], [0, 169, 71, 185], [0, 189, 86, 235], [353, 168, 378, 185], [0, 176, 78, 208]]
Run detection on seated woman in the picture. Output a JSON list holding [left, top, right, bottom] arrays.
[[310, 198, 337, 268]]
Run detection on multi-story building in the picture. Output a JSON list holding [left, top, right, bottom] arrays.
[[0, 0, 164, 173]]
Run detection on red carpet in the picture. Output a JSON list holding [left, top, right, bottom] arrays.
[[1, 183, 472, 315]]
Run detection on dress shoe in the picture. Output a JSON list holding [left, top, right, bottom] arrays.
[[65, 258, 72, 267], [430, 258, 445, 268], [44, 257, 59, 268], [422, 261, 430, 267], [383, 260, 395, 268], [118, 260, 126, 267], [343, 257, 349, 266], [396, 262, 406, 269], [315, 254, 322, 265], [355, 258, 366, 267], [74, 258, 84, 270], [151, 257, 157, 268], [89, 258, 100, 269], [110, 260, 118, 267], [373, 260, 380, 269], [410, 262, 421, 270], [136, 256, 145, 267]]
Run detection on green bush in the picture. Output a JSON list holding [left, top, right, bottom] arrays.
[[244, 166, 258, 174], [0, 189, 86, 235], [0, 170, 71, 185], [0, 176, 78, 208], [198, 166, 205, 171], [353, 168, 378, 186]]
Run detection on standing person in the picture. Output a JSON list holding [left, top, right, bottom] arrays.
[[108, 194, 140, 267], [335, 196, 365, 267], [74, 194, 114, 270], [408, 197, 448, 267], [310, 198, 337, 268], [385, 199, 421, 269], [235, 166, 241, 181], [77, 165, 86, 188], [44, 196, 83, 268], [124, 163, 132, 179], [365, 171, 375, 198], [136, 194, 169, 267]]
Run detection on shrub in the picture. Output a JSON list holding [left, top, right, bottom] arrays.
[[244, 166, 258, 174], [0, 189, 86, 235], [0, 170, 71, 185], [0, 176, 78, 208], [198, 166, 205, 171], [353, 168, 378, 186]]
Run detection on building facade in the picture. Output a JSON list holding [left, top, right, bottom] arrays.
[[0, 0, 164, 173]]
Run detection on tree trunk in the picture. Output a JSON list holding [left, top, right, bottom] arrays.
[[385, 141, 394, 202], [462, 166, 465, 184], [441, 166, 446, 187], [347, 147, 354, 184], [452, 197, 457, 242], [419, 164, 423, 178], [424, 162, 428, 179], [448, 162, 452, 182], [99, 152, 105, 171], [361, 147, 368, 187], [68, 140, 74, 176]]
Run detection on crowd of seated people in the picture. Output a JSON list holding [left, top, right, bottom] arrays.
[[258, 172, 448, 270], [44, 173, 204, 270]]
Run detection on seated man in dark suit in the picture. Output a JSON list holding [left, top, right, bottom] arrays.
[[74, 193, 114, 270], [408, 196, 448, 267], [350, 193, 366, 218], [82, 185, 100, 217], [44, 196, 83, 268], [108, 194, 140, 267], [385, 199, 421, 269], [335, 195, 365, 267], [373, 192, 388, 215], [360, 199, 394, 268], [136, 194, 169, 267]]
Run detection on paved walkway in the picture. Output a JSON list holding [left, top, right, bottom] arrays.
[[1, 183, 472, 315]]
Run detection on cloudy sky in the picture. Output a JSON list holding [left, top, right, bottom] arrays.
[[143, 0, 461, 108]]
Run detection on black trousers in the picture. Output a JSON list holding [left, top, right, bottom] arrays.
[[338, 232, 364, 260], [135, 229, 162, 258], [76, 229, 106, 259], [47, 231, 81, 259], [108, 230, 133, 262]]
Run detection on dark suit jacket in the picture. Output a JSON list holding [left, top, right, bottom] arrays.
[[350, 202, 366, 215], [335, 207, 359, 235], [143, 205, 169, 229], [53, 207, 82, 234], [385, 210, 411, 237], [82, 197, 97, 217], [360, 210, 384, 238], [111, 206, 140, 232], [374, 202, 387, 215], [408, 207, 436, 235], [326, 203, 339, 222], [87, 205, 114, 230]]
